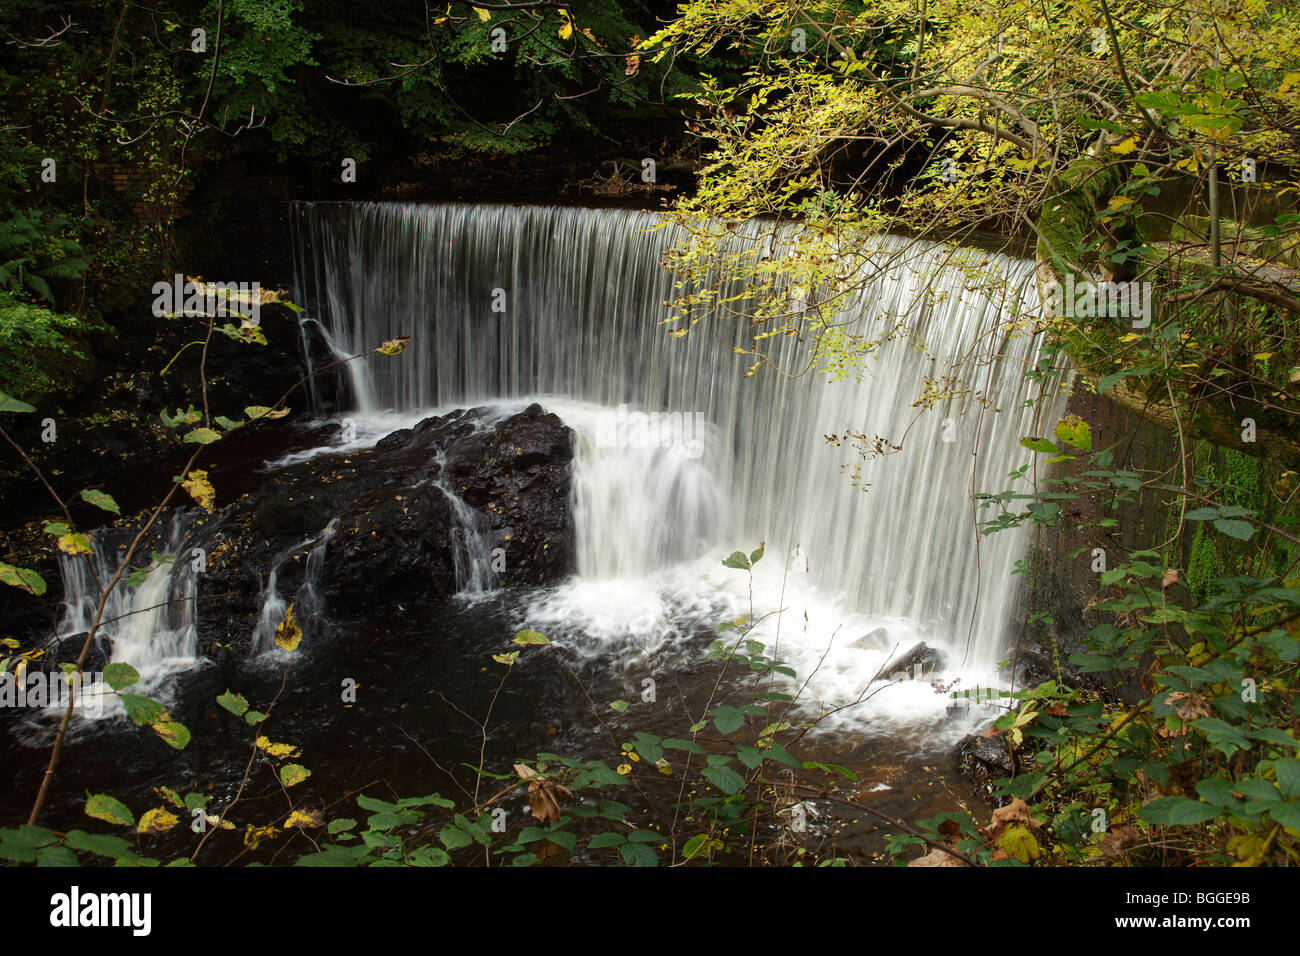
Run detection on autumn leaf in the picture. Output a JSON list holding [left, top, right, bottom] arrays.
[[1161, 568, 1180, 591], [515, 762, 571, 823], [625, 53, 640, 75], [244, 824, 280, 849], [57, 533, 92, 555], [244, 405, 290, 421], [283, 808, 324, 829], [994, 824, 1041, 863], [256, 736, 301, 759], [1110, 135, 1139, 154], [375, 336, 411, 356], [280, 764, 311, 788], [181, 469, 216, 512], [473, 6, 490, 21], [137, 807, 179, 834], [1100, 824, 1139, 859], [908, 847, 963, 866], [275, 604, 302, 652]]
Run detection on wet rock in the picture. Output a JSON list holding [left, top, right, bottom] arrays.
[[881, 641, 945, 678], [953, 731, 1016, 788], [198, 404, 575, 642]]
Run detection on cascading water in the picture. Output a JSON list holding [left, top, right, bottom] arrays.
[[291, 202, 1068, 732], [45, 512, 202, 720], [250, 518, 337, 657]]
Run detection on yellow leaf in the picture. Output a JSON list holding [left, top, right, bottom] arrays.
[[244, 824, 281, 849], [1254, 352, 1273, 361], [996, 824, 1042, 863], [375, 335, 410, 356], [137, 806, 179, 834], [275, 604, 302, 652], [1110, 135, 1139, 155], [284, 808, 324, 829], [473, 6, 490, 21], [57, 533, 92, 556], [1107, 196, 1133, 210], [1118, 333, 1142, 343], [181, 469, 215, 512], [256, 735, 301, 759], [559, 18, 573, 39]]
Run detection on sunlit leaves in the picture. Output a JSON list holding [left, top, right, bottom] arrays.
[[181, 470, 216, 511], [85, 793, 135, 827], [280, 764, 311, 788]]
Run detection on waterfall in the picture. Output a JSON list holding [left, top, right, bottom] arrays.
[[250, 518, 337, 657], [291, 202, 1067, 728], [50, 512, 202, 717]]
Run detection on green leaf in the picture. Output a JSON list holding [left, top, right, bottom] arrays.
[[0, 390, 37, 413], [85, 793, 135, 827], [1273, 758, 1300, 799], [280, 764, 311, 787], [183, 427, 221, 445], [1212, 518, 1255, 541], [244, 710, 268, 725], [216, 689, 249, 717], [327, 818, 357, 834], [118, 693, 165, 726], [512, 629, 550, 646], [1019, 436, 1059, 454], [79, 489, 120, 515], [1138, 796, 1221, 825], [749, 542, 765, 565], [662, 738, 705, 754], [439, 825, 473, 850], [721, 550, 750, 570], [1266, 801, 1300, 830], [587, 831, 626, 849], [701, 765, 747, 795], [37, 845, 80, 867], [1195, 778, 1237, 808], [1095, 366, 1153, 396], [620, 842, 658, 866], [1053, 418, 1092, 451], [0, 563, 46, 596], [710, 706, 745, 735], [152, 719, 190, 750], [608, 699, 629, 713], [63, 830, 136, 861], [102, 662, 140, 691]]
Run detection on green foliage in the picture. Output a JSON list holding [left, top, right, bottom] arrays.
[[0, 292, 88, 401]]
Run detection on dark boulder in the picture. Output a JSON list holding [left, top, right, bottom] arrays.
[[198, 404, 574, 644]]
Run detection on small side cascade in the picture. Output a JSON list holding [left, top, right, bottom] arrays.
[[250, 518, 338, 656], [431, 449, 498, 595], [50, 511, 202, 716]]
